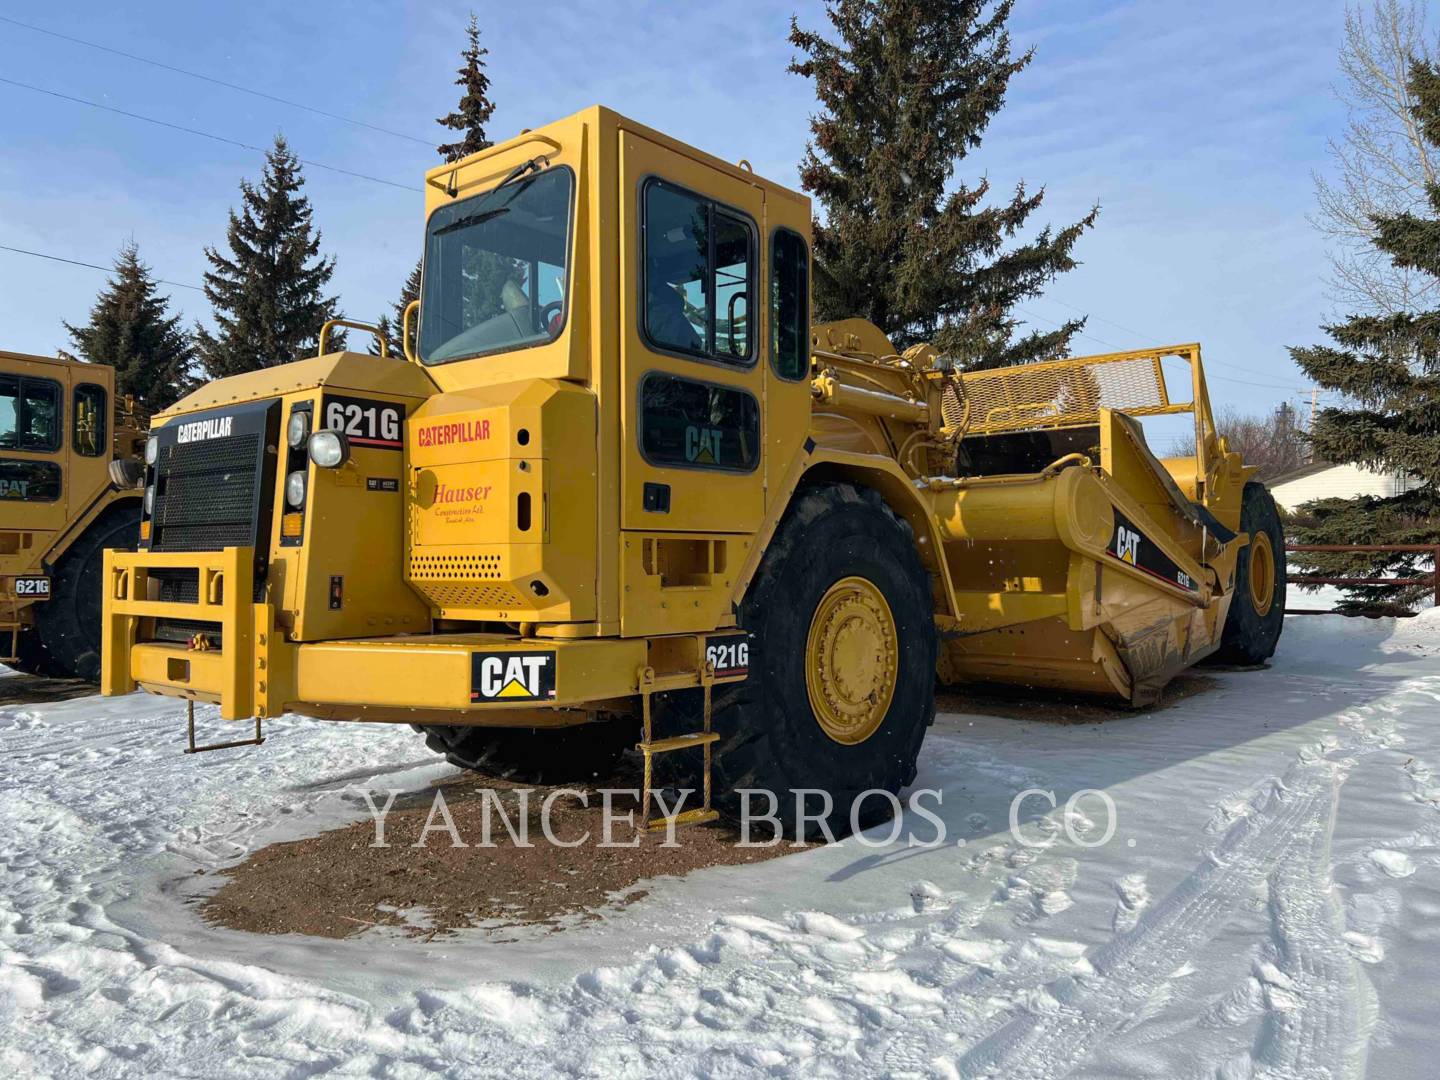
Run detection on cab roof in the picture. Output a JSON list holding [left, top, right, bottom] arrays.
[[423, 104, 809, 211]]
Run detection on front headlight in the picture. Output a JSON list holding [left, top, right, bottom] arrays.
[[144, 437, 159, 466], [307, 430, 350, 469], [285, 470, 308, 509], [287, 411, 310, 449], [143, 484, 155, 515]]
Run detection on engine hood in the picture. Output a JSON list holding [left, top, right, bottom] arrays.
[[158, 351, 438, 419]]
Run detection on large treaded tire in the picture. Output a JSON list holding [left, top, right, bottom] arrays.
[[661, 482, 938, 840], [1212, 482, 1286, 664], [34, 504, 141, 682], [7, 630, 65, 678], [414, 719, 633, 784]]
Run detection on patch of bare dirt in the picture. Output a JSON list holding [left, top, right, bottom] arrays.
[[200, 763, 798, 940], [0, 671, 96, 705], [936, 672, 1216, 725]]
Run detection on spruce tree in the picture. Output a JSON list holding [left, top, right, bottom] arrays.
[[789, 0, 1098, 369], [372, 259, 423, 357], [436, 12, 495, 163], [1289, 57, 1440, 614], [64, 240, 195, 411], [195, 136, 342, 379]]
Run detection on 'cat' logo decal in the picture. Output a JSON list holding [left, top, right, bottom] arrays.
[[470, 651, 556, 702], [1107, 511, 1199, 593]]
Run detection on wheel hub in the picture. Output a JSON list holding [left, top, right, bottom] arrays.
[[1249, 530, 1276, 617], [805, 576, 899, 745]]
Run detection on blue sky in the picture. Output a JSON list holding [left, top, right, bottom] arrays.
[[0, 0, 1349, 418]]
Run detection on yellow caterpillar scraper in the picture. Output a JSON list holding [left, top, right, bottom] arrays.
[[103, 107, 1284, 836]]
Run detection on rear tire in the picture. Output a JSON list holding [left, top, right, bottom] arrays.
[[34, 504, 141, 682], [1212, 482, 1286, 664], [415, 718, 632, 784], [661, 483, 938, 840]]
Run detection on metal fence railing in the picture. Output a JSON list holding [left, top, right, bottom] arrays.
[[1285, 543, 1440, 616]]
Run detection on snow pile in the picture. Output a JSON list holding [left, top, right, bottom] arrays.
[[3, 611, 1440, 1077]]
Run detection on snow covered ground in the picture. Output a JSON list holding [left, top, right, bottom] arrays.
[[3, 612, 1439, 1078]]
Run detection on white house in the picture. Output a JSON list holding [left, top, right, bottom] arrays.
[[1269, 461, 1425, 513]]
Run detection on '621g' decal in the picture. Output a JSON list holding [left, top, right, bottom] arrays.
[[322, 394, 404, 450], [13, 577, 50, 598], [705, 634, 751, 678]]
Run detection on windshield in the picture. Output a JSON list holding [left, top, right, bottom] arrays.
[[419, 166, 573, 365]]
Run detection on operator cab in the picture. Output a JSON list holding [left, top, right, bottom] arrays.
[[405, 106, 817, 640]]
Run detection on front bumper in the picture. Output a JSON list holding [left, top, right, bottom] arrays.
[[103, 546, 744, 723]]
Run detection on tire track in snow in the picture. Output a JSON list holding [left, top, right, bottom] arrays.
[[954, 712, 1390, 1080], [1250, 775, 1375, 1080], [1243, 711, 1411, 1080]]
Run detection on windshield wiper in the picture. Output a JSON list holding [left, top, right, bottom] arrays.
[[496, 156, 543, 190], [431, 205, 510, 237]]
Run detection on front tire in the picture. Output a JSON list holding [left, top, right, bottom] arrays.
[[34, 504, 141, 681], [1212, 482, 1286, 664], [415, 718, 632, 784], [679, 483, 938, 840]]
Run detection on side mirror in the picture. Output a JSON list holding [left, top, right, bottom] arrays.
[[403, 300, 421, 364], [108, 459, 144, 490]]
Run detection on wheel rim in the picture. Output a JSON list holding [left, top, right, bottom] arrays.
[[1248, 530, 1276, 617], [805, 576, 899, 745]]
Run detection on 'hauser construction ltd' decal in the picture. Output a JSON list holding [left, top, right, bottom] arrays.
[[1107, 510, 1199, 592], [471, 651, 557, 702]]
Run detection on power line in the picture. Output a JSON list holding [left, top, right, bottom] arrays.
[[0, 243, 203, 292], [0, 14, 433, 148], [6, 237, 1317, 396], [1043, 295, 1163, 347], [1042, 293, 1313, 383], [1014, 305, 1123, 351], [1014, 304, 1306, 392], [0, 76, 419, 193]]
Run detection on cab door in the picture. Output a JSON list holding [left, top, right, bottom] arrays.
[[0, 366, 69, 538], [618, 132, 767, 535]]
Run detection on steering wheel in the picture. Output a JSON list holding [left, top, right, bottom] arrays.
[[538, 300, 564, 334]]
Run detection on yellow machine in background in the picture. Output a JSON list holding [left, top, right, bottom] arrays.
[[102, 107, 1285, 835], [0, 350, 146, 679]]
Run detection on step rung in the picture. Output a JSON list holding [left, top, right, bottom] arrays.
[[643, 672, 704, 692], [640, 732, 720, 754], [646, 808, 719, 831]]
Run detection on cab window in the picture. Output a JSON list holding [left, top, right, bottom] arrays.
[[74, 384, 107, 457], [643, 179, 754, 364], [771, 228, 810, 380], [0, 460, 61, 501], [419, 165, 574, 365], [0, 376, 62, 452], [639, 373, 760, 472]]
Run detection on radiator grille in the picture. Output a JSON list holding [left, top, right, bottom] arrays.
[[151, 569, 199, 604], [141, 400, 278, 608], [152, 618, 221, 647], [152, 433, 263, 552]]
